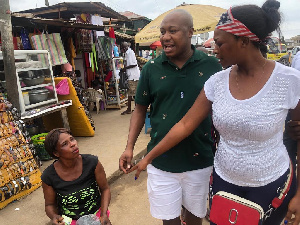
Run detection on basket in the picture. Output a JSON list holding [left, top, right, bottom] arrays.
[[31, 133, 52, 161]]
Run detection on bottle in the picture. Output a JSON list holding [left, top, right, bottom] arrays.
[[22, 92, 30, 105]]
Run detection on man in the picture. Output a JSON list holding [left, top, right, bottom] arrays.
[[120, 42, 140, 115], [119, 9, 222, 225], [285, 49, 300, 169]]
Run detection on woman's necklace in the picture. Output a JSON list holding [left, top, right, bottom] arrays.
[[235, 59, 267, 92]]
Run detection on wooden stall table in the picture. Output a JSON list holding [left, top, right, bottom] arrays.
[[21, 100, 72, 130]]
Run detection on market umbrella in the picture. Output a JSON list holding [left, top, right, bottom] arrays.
[[135, 3, 226, 46], [203, 38, 214, 48], [150, 41, 162, 50]]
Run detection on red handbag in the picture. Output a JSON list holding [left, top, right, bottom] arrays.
[[210, 161, 293, 225], [210, 192, 264, 225]]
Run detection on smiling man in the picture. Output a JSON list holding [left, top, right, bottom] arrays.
[[119, 9, 222, 225]]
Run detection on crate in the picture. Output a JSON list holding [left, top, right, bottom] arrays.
[[31, 133, 52, 161]]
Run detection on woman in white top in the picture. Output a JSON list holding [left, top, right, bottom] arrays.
[[130, 0, 300, 224]]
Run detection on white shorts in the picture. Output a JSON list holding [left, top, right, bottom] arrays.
[[147, 164, 212, 220]]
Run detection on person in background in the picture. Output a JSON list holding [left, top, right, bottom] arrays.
[[41, 128, 111, 225], [75, 70, 83, 87], [284, 47, 300, 174], [119, 9, 222, 225], [130, 1, 300, 224], [120, 42, 140, 115], [291, 49, 300, 71]]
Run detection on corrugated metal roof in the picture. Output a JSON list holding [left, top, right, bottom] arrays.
[[17, 2, 129, 21], [119, 11, 145, 20]]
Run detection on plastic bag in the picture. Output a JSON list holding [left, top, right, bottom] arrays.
[[76, 214, 101, 225], [118, 70, 129, 89], [56, 78, 70, 95], [20, 28, 32, 50]]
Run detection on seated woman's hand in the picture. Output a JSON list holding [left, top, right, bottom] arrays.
[[52, 215, 65, 225], [100, 214, 111, 225]]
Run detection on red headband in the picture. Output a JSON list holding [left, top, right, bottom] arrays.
[[216, 7, 260, 42]]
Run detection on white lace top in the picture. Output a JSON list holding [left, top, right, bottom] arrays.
[[204, 62, 300, 187]]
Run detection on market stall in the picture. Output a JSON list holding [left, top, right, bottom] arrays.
[[0, 93, 41, 209]]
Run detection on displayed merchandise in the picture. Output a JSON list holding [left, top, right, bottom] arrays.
[[31, 33, 68, 66], [43, 77, 95, 136], [20, 28, 32, 50], [118, 71, 129, 90], [31, 133, 51, 161], [0, 93, 42, 209], [56, 78, 70, 95], [0, 50, 59, 116], [102, 57, 128, 109]]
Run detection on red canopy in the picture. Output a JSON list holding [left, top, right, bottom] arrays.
[[150, 41, 162, 50], [203, 38, 214, 48]]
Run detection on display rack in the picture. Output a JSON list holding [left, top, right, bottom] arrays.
[[0, 50, 58, 116], [104, 57, 127, 109]]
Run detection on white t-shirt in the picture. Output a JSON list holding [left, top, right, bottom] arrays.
[[125, 48, 140, 81], [204, 62, 300, 187]]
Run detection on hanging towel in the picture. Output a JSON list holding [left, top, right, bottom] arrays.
[[31, 33, 68, 66]]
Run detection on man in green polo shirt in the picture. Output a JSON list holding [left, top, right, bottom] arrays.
[[119, 9, 222, 225]]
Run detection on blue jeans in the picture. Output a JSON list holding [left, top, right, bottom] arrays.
[[210, 168, 296, 225]]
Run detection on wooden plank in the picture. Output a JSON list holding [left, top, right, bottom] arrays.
[[60, 108, 70, 130], [32, 6, 68, 16]]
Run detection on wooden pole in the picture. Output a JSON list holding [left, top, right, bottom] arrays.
[[0, 0, 20, 109]]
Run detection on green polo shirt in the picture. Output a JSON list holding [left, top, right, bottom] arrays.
[[135, 46, 222, 173]]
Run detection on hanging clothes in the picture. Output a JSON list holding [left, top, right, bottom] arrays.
[[79, 30, 93, 52], [92, 44, 98, 72], [96, 36, 114, 60], [86, 67, 95, 88], [68, 37, 76, 70], [108, 27, 116, 39], [20, 28, 32, 50], [91, 15, 105, 37]]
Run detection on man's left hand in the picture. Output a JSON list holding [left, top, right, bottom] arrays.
[[128, 157, 151, 180]]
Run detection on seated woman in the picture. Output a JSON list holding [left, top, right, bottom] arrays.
[[41, 128, 111, 225]]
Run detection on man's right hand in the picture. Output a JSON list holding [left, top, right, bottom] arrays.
[[119, 149, 133, 173]]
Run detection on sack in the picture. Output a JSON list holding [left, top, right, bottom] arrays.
[[119, 70, 129, 89], [210, 191, 264, 225], [56, 78, 70, 95]]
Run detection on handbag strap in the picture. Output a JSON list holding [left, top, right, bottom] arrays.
[[272, 160, 293, 208], [265, 160, 293, 219]]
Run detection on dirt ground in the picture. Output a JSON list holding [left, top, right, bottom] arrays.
[[0, 106, 209, 225]]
